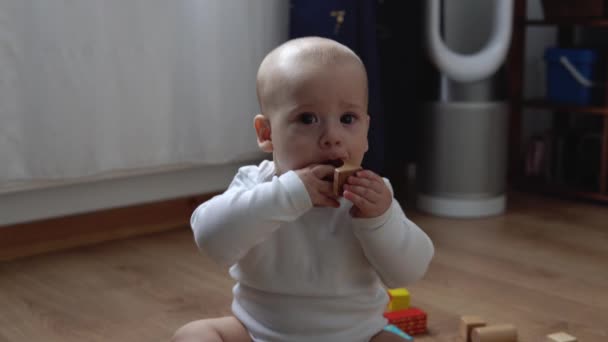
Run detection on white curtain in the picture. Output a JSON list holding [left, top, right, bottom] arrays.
[[0, 0, 287, 186]]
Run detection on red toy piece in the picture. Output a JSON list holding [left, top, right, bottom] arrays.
[[383, 307, 427, 336]]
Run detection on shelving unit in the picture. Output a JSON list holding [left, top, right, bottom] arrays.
[[522, 98, 608, 116], [508, 0, 608, 203], [526, 18, 608, 27]]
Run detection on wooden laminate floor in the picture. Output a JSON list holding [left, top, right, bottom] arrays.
[[1, 192, 607, 341]]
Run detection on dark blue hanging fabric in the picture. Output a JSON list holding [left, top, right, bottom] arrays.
[[376, 0, 432, 196], [289, 0, 386, 175]]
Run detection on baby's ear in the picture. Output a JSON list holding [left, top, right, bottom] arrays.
[[254, 114, 273, 153]]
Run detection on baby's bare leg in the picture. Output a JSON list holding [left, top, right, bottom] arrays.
[[171, 316, 251, 342]]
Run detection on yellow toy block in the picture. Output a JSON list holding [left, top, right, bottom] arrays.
[[387, 288, 410, 312]]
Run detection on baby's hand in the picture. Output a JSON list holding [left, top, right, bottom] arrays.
[[295, 164, 341, 208], [343, 170, 392, 218]]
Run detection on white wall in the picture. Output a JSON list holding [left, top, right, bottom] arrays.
[[0, 161, 263, 226], [0, 0, 288, 226]]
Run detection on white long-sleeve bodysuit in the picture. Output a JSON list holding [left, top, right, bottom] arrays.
[[191, 160, 434, 342]]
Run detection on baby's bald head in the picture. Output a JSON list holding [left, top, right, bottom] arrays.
[[256, 37, 368, 115]]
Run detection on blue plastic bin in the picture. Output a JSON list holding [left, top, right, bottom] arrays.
[[545, 48, 597, 105]]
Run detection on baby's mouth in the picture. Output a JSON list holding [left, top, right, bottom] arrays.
[[322, 159, 345, 168], [320, 159, 344, 182], [321, 159, 344, 182]]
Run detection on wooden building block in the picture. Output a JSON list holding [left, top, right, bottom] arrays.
[[460, 315, 487, 342], [333, 163, 362, 196], [471, 324, 517, 342], [546, 332, 577, 342], [387, 288, 410, 312]]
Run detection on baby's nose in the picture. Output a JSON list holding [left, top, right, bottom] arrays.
[[323, 139, 341, 147], [321, 127, 342, 147]]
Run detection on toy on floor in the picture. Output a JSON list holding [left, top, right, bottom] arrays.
[[546, 332, 577, 342], [384, 288, 427, 336], [471, 324, 517, 342], [333, 162, 362, 196], [384, 307, 427, 336], [460, 315, 487, 342], [387, 288, 410, 312], [459, 315, 578, 342], [459, 315, 517, 342], [383, 324, 413, 341]]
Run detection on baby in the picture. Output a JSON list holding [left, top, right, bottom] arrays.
[[172, 37, 434, 342]]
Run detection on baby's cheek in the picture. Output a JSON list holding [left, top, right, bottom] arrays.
[[276, 147, 312, 171]]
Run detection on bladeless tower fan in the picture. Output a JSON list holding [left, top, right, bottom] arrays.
[[417, 0, 514, 217]]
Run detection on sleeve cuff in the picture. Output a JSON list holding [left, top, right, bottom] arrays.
[[351, 199, 396, 231], [279, 170, 313, 214]]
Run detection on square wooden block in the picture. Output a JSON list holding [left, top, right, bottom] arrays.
[[547, 332, 577, 342], [333, 163, 362, 196], [471, 324, 517, 342], [459, 316, 487, 342]]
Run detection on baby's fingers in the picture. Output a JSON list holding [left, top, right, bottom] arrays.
[[311, 178, 339, 208], [313, 193, 341, 208], [348, 170, 387, 194], [343, 183, 381, 203], [347, 176, 380, 196], [343, 189, 373, 214], [311, 164, 336, 181]]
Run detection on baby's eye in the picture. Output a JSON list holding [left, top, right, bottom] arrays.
[[298, 112, 318, 124], [340, 113, 357, 124]]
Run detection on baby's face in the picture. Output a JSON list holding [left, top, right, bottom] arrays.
[[265, 62, 369, 175]]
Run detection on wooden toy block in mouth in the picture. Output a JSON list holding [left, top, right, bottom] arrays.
[[333, 162, 362, 196]]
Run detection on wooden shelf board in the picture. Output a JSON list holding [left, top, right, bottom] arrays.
[[521, 99, 608, 115], [601, 119, 608, 193], [526, 18, 608, 27], [516, 180, 608, 203]]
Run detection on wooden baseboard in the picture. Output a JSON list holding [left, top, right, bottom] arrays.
[[0, 193, 218, 261]]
